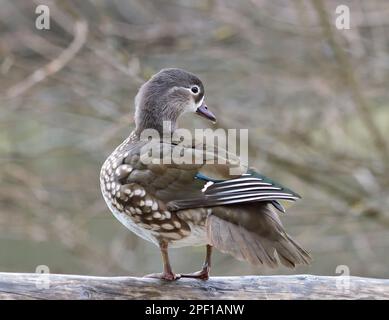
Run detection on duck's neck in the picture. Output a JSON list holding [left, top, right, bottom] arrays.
[[132, 110, 177, 141]]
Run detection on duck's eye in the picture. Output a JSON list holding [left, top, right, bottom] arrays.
[[191, 86, 199, 94]]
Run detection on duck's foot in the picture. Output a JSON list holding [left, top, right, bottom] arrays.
[[143, 272, 181, 281], [181, 266, 210, 281]]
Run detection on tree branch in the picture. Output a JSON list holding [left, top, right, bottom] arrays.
[[6, 21, 88, 99], [0, 273, 388, 299]]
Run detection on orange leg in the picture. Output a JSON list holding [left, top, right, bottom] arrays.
[[181, 245, 212, 281], [144, 241, 180, 281]]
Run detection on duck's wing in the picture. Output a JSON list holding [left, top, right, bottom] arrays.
[[121, 139, 246, 204], [122, 139, 299, 211], [167, 168, 300, 211]]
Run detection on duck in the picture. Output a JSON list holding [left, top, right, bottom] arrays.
[[100, 68, 311, 281]]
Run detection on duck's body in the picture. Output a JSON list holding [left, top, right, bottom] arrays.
[[100, 68, 311, 280], [100, 136, 209, 249]]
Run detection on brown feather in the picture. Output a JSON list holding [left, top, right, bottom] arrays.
[[206, 203, 311, 268]]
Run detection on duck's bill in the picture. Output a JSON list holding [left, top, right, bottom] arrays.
[[196, 104, 217, 123]]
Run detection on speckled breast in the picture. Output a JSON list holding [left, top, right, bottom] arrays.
[[100, 137, 209, 247]]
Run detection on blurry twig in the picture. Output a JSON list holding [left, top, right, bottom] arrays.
[[89, 46, 144, 84], [6, 21, 88, 99]]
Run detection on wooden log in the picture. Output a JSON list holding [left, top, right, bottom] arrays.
[[0, 272, 388, 300]]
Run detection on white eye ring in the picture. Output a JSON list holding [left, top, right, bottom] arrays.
[[190, 85, 200, 95]]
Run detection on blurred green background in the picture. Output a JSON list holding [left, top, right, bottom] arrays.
[[1, 0, 388, 278]]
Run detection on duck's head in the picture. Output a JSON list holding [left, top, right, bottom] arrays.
[[134, 68, 216, 136]]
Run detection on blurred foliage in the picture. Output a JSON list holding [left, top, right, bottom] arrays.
[[0, 0, 388, 278]]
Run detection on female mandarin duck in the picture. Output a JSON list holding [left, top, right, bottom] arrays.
[[100, 68, 311, 280]]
